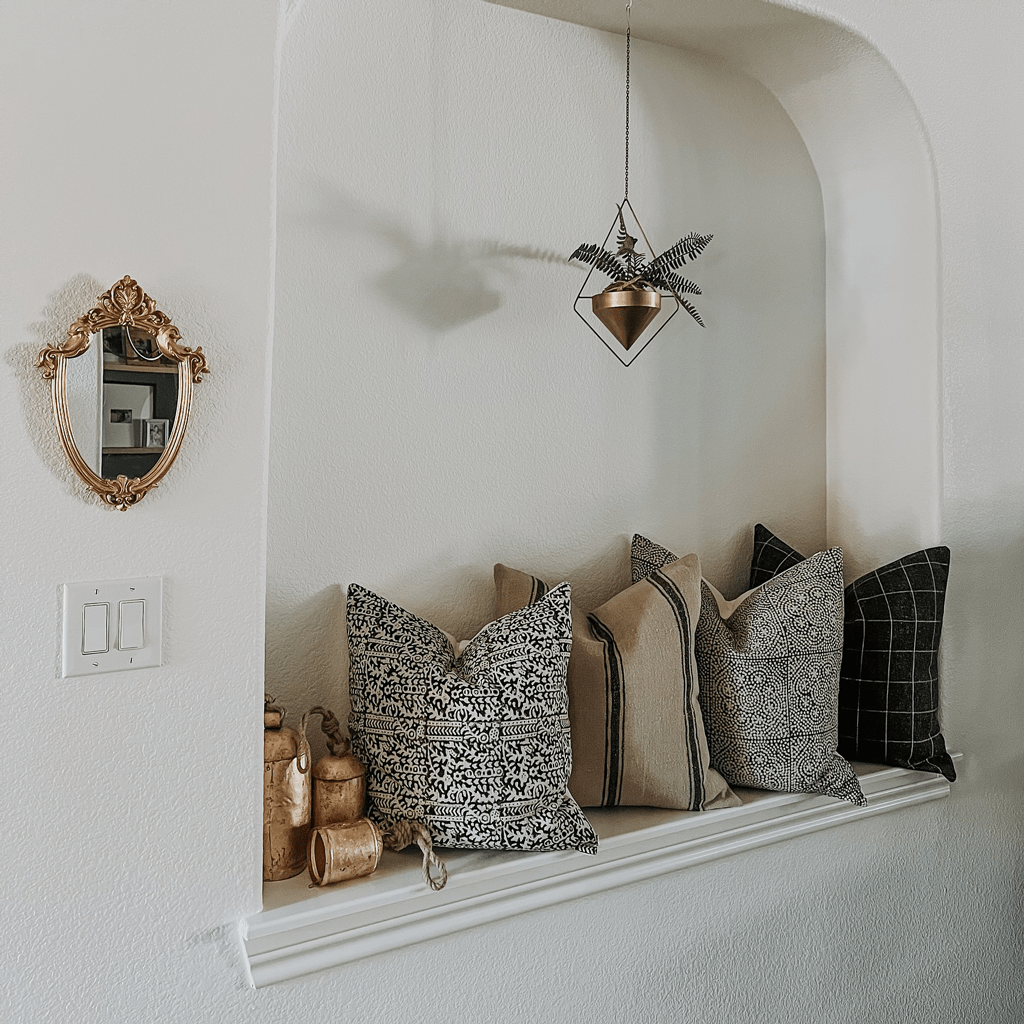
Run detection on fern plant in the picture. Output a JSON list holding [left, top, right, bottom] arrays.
[[570, 207, 712, 327]]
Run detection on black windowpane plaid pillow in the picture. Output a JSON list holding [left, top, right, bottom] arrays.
[[749, 524, 955, 781], [749, 526, 807, 588]]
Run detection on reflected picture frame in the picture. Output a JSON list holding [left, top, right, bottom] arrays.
[[143, 418, 169, 449]]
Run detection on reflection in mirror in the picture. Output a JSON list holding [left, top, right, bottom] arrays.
[[92, 327, 180, 480], [37, 276, 208, 510], [66, 330, 104, 475]]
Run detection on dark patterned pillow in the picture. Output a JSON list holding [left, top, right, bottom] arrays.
[[632, 536, 866, 805], [347, 582, 598, 854], [630, 534, 685, 585], [748, 524, 806, 588], [495, 558, 739, 811], [749, 524, 955, 781]]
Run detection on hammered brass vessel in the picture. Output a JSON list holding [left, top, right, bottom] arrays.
[[592, 286, 662, 350], [307, 818, 383, 887], [312, 744, 367, 827], [263, 717, 311, 881]]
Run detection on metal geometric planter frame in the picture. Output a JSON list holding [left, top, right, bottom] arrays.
[[573, 197, 680, 367]]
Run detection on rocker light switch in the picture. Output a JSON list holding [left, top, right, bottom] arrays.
[[118, 600, 145, 650], [82, 603, 109, 655], [62, 577, 162, 678]]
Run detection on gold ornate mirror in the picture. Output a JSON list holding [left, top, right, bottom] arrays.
[[37, 276, 209, 510]]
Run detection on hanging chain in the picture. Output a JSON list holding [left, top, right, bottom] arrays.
[[624, 2, 631, 200]]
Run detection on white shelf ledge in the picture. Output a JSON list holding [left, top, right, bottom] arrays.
[[244, 757, 958, 987]]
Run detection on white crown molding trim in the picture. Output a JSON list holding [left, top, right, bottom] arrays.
[[244, 757, 959, 987]]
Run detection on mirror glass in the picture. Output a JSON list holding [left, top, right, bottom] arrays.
[[65, 327, 181, 480], [38, 276, 208, 510]]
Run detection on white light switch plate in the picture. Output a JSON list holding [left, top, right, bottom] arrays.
[[62, 577, 163, 678]]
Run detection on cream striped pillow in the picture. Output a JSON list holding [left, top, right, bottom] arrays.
[[495, 556, 738, 811]]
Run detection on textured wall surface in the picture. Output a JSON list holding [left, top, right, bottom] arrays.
[[265, 0, 827, 737], [0, 0, 279, 1019], [2, 0, 1022, 1021]]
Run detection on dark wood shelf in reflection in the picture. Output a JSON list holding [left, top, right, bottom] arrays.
[[102, 447, 167, 455], [103, 361, 178, 375]]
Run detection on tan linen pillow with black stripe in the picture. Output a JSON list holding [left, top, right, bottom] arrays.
[[495, 557, 739, 811]]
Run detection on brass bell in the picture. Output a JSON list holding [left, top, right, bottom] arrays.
[[592, 286, 662, 350], [312, 741, 367, 827], [304, 705, 367, 828], [263, 697, 311, 881], [307, 818, 383, 887]]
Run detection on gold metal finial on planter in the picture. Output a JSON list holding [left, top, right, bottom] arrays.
[[569, 1, 713, 366]]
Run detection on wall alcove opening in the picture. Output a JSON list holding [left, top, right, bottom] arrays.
[[258, 0, 944, 982]]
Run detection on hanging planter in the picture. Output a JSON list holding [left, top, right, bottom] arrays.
[[569, 2, 713, 366]]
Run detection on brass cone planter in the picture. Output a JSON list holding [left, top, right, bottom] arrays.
[[592, 286, 662, 351]]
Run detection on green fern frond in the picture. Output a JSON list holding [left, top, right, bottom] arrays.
[[615, 208, 644, 262], [646, 269, 702, 297], [568, 243, 629, 282], [678, 295, 706, 327], [649, 232, 713, 274]]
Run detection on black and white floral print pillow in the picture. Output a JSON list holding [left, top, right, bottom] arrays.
[[347, 582, 598, 855]]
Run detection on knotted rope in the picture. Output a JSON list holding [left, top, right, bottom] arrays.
[[305, 705, 351, 757], [384, 820, 449, 891]]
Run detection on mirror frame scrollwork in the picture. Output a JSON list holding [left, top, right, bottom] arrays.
[[37, 276, 210, 510]]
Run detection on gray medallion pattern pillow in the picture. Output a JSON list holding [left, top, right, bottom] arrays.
[[632, 536, 866, 805], [347, 582, 598, 854], [749, 523, 955, 781], [495, 558, 739, 811], [631, 535, 683, 585]]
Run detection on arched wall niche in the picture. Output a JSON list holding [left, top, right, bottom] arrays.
[[488, 0, 942, 580]]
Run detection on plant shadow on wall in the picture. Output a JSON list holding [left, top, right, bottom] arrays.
[[301, 182, 568, 333], [7, 274, 110, 506]]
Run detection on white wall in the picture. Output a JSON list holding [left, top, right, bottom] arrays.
[[486, 0, 944, 581], [265, 0, 827, 728], [2, 0, 1021, 1022], [0, 0, 278, 1018], [713, 11, 943, 576]]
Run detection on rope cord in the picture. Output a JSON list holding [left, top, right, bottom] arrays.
[[306, 705, 351, 757], [384, 820, 449, 891], [264, 694, 285, 721]]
